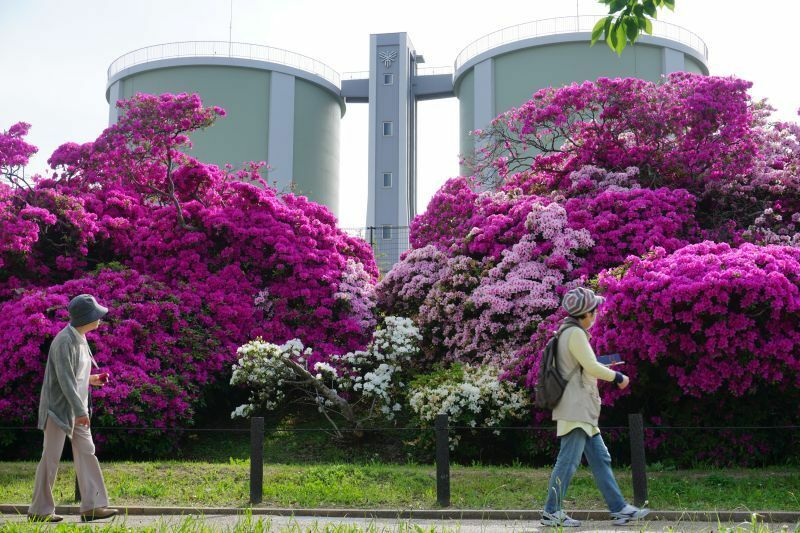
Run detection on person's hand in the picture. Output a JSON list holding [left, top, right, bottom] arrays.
[[89, 374, 107, 387], [617, 374, 630, 390], [75, 415, 90, 428]]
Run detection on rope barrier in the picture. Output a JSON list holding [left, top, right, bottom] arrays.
[[1, 425, 798, 432]]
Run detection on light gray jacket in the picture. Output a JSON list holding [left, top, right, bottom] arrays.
[[37, 325, 95, 438]]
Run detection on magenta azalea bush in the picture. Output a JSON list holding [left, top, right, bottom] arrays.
[[589, 242, 800, 464], [0, 94, 377, 453], [0, 268, 225, 431], [594, 242, 800, 401], [565, 186, 700, 278], [380, 73, 800, 465]]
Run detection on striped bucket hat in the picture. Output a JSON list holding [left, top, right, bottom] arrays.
[[562, 287, 604, 317]]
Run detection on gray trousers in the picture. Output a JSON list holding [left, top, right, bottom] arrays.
[[29, 417, 109, 515]]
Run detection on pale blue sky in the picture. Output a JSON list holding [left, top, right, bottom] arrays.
[[1, 0, 798, 228]]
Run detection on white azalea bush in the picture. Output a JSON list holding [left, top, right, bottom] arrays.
[[230, 316, 421, 437], [408, 363, 530, 449]]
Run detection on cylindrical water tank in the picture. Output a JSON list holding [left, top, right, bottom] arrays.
[[106, 41, 345, 216], [454, 16, 709, 173]]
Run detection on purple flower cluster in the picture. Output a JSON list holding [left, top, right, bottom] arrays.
[[0, 122, 37, 170], [462, 203, 592, 364]]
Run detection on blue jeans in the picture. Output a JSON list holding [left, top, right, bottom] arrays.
[[543, 428, 627, 513]]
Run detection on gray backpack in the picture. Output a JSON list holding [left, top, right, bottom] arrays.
[[534, 329, 581, 410]]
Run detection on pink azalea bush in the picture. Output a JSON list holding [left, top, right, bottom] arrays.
[[458, 203, 591, 363], [594, 242, 800, 402], [415, 254, 486, 364], [385, 203, 591, 366], [409, 177, 546, 260], [375, 245, 449, 317], [0, 94, 377, 453]]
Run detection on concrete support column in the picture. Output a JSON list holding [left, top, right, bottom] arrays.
[[662, 47, 685, 74], [473, 58, 495, 131], [473, 58, 495, 185], [108, 81, 121, 124], [365, 32, 417, 271], [267, 72, 295, 191]]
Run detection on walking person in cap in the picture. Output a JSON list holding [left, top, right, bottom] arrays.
[[28, 294, 118, 523], [540, 287, 650, 527]]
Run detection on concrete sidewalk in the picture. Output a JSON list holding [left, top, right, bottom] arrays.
[[2, 505, 799, 522], [1, 512, 798, 532], [1, 506, 798, 532]]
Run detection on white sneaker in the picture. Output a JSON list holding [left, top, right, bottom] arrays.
[[541, 510, 581, 527], [610, 504, 651, 525]]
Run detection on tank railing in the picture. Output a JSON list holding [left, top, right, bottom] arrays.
[[107, 41, 341, 88], [342, 71, 370, 81], [454, 15, 708, 72], [341, 66, 453, 81], [416, 65, 454, 76]]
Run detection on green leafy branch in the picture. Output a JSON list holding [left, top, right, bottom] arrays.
[[591, 0, 675, 55]]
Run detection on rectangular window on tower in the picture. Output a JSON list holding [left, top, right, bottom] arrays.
[[382, 172, 392, 188], [383, 73, 394, 85], [382, 225, 392, 239], [382, 122, 393, 136]]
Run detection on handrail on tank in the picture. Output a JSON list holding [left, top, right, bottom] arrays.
[[341, 66, 453, 81], [107, 41, 341, 88], [454, 15, 708, 71], [417, 66, 454, 76], [342, 71, 370, 81]]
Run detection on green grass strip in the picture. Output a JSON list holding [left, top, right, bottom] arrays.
[[1, 462, 798, 511]]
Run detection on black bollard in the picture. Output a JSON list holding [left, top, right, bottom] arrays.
[[250, 417, 264, 504], [435, 413, 451, 507], [628, 413, 648, 507]]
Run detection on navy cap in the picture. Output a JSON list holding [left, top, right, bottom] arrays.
[[68, 294, 108, 327]]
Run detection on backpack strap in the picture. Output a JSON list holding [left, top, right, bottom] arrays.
[[564, 364, 581, 382], [559, 326, 584, 384]]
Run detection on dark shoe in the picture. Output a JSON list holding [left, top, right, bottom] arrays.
[[81, 507, 118, 521], [27, 513, 64, 522]]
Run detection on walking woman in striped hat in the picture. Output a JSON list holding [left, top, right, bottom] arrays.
[[540, 287, 650, 527]]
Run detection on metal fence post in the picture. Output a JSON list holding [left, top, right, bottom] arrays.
[[250, 417, 264, 504], [74, 475, 80, 502], [628, 413, 648, 507], [435, 413, 451, 507]]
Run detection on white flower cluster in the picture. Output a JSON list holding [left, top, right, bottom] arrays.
[[229, 337, 311, 418], [332, 316, 422, 421], [229, 317, 422, 423], [313, 361, 338, 379], [408, 364, 529, 447]]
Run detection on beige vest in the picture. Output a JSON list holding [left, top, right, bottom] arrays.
[[551, 327, 602, 426]]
